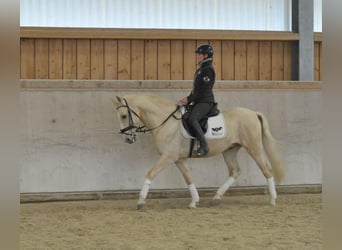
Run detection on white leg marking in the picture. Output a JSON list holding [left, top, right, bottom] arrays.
[[267, 176, 277, 205], [138, 178, 152, 204], [214, 177, 236, 200], [188, 183, 199, 208]]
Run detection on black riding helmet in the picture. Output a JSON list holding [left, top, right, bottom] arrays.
[[195, 44, 214, 58]]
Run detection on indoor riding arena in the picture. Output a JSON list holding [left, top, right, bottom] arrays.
[[20, 1, 322, 249]]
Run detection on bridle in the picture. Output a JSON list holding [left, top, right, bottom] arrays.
[[116, 98, 181, 143]]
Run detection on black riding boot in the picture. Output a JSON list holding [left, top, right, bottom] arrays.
[[191, 121, 209, 156]]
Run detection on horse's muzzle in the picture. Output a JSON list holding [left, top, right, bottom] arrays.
[[125, 135, 136, 144]]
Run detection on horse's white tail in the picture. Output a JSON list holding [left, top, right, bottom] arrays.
[[257, 112, 285, 183]]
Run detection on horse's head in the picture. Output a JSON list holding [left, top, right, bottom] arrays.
[[113, 96, 143, 144]]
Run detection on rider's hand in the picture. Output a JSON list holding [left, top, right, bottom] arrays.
[[179, 97, 188, 105]]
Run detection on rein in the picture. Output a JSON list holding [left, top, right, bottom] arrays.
[[116, 98, 181, 139]]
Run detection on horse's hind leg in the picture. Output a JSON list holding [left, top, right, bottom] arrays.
[[245, 146, 277, 206], [212, 145, 241, 206], [175, 160, 199, 208]]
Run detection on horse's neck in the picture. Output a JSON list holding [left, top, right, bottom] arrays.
[[130, 96, 175, 128]]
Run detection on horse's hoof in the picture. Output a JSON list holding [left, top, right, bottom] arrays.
[[188, 202, 198, 209], [210, 199, 221, 206], [270, 199, 276, 206], [137, 203, 145, 210]]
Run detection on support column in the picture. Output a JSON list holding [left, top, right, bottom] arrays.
[[292, 0, 314, 80]]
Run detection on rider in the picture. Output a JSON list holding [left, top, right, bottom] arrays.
[[179, 44, 216, 156]]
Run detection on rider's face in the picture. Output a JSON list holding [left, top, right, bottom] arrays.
[[196, 53, 205, 63]]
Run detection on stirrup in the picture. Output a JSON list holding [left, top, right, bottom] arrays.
[[196, 147, 209, 156]]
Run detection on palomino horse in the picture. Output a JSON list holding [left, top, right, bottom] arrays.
[[113, 93, 284, 209]]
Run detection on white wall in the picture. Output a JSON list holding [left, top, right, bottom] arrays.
[[20, 81, 322, 193], [20, 0, 322, 31]]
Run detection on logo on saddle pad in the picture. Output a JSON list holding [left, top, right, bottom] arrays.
[[180, 113, 227, 140], [212, 126, 223, 133]]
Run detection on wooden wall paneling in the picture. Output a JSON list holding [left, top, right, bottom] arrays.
[[259, 41, 272, 80], [104, 40, 118, 80], [144, 40, 158, 80], [131, 40, 144, 80], [35, 39, 49, 79], [196, 40, 208, 47], [48, 39, 63, 79], [209, 40, 222, 80], [170, 40, 184, 80], [117, 40, 131, 80], [234, 41, 247, 80], [157, 40, 171, 80], [221, 41, 235, 80], [271, 41, 284, 80], [63, 39, 77, 79], [314, 42, 320, 81], [20, 38, 35, 79], [20, 28, 322, 81], [183, 40, 196, 80], [90, 39, 104, 80], [283, 41, 292, 80], [77, 39, 91, 79], [246, 41, 259, 80]]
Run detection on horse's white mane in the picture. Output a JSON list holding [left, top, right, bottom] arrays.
[[125, 93, 175, 109]]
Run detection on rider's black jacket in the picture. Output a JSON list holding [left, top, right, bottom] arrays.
[[187, 58, 216, 104]]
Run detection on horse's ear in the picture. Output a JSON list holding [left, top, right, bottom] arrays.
[[112, 96, 121, 106]]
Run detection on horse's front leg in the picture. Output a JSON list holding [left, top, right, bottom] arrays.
[[175, 160, 199, 208], [137, 154, 174, 210]]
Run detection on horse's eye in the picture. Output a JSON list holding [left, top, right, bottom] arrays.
[[121, 114, 127, 119]]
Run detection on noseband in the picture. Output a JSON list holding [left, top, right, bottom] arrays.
[[116, 98, 181, 143], [116, 98, 142, 143]]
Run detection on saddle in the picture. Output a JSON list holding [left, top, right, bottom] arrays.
[[180, 103, 226, 139]]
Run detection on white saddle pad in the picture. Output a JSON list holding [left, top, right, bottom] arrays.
[[180, 113, 227, 140]]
